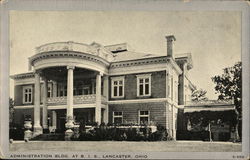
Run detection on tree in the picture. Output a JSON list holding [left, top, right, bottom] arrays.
[[9, 98, 15, 126], [191, 89, 208, 101], [211, 61, 242, 141]]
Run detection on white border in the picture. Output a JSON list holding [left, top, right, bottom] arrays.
[[0, 0, 249, 159]]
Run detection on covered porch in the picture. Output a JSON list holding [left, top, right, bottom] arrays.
[[32, 66, 109, 137], [48, 108, 106, 133]]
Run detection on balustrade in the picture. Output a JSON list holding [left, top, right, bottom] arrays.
[[47, 94, 106, 105]]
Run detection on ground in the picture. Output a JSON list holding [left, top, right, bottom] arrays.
[[9, 141, 241, 152]]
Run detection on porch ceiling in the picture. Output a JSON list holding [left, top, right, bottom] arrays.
[[42, 67, 97, 81]]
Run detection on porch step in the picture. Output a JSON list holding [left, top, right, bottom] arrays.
[[30, 133, 65, 141]]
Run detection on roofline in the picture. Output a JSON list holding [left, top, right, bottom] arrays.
[[10, 71, 34, 80], [104, 43, 127, 47], [111, 54, 166, 63]]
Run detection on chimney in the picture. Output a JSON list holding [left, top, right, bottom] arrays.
[[165, 35, 176, 57]]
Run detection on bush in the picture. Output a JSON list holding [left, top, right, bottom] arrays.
[[77, 124, 170, 141], [9, 123, 25, 140], [176, 131, 209, 141]]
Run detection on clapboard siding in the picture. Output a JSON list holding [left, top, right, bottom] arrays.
[[108, 102, 166, 127], [109, 71, 166, 101]]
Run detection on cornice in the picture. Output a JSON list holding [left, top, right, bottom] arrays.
[[110, 56, 167, 68], [29, 51, 110, 68], [167, 57, 183, 75], [10, 72, 34, 80]]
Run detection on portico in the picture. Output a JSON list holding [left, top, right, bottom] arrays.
[[29, 42, 112, 137], [33, 66, 109, 136]]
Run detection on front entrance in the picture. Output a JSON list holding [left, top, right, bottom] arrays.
[[53, 108, 96, 133], [74, 108, 95, 124], [56, 109, 66, 133]]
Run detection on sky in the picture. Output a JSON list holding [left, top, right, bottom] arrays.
[[9, 11, 241, 99]]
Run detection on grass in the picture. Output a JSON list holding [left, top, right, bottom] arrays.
[[9, 141, 241, 152]]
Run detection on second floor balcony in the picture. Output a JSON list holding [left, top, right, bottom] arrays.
[[47, 94, 107, 105]]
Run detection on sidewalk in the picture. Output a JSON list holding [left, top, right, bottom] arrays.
[[9, 141, 242, 152]]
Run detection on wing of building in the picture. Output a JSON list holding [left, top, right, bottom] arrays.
[[10, 35, 197, 139]]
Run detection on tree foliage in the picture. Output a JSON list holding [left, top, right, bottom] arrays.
[[9, 98, 15, 124], [211, 62, 242, 117], [191, 89, 208, 101]]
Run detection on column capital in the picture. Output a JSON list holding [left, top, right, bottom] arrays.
[[67, 66, 75, 70], [96, 71, 103, 76], [34, 70, 42, 75]]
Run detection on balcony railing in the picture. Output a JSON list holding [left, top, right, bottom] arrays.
[[35, 41, 114, 62], [47, 94, 107, 105]]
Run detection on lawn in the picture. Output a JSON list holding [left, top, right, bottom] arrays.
[[9, 141, 241, 152]]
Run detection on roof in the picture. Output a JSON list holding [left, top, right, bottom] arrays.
[[112, 51, 164, 62]]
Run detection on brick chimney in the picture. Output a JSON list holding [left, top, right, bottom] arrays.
[[165, 35, 176, 57]]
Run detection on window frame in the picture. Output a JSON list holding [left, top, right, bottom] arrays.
[[113, 111, 123, 124], [58, 83, 67, 97], [111, 76, 125, 98], [136, 74, 152, 97], [47, 83, 52, 98], [138, 110, 150, 124], [23, 85, 33, 104]]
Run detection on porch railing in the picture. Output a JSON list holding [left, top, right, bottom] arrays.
[[47, 94, 107, 105]]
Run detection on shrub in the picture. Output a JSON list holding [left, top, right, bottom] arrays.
[[77, 123, 171, 141], [9, 123, 25, 140]]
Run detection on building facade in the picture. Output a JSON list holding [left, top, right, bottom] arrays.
[[11, 35, 195, 139]]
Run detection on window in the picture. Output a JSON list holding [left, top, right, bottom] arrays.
[[136, 74, 151, 97], [47, 84, 52, 98], [83, 86, 90, 95], [73, 87, 77, 96], [58, 84, 67, 96], [111, 76, 124, 98], [23, 86, 32, 104], [113, 111, 123, 124], [139, 110, 150, 124]]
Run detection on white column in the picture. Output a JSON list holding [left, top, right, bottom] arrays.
[[103, 76, 109, 98], [172, 106, 176, 140], [95, 72, 102, 124], [42, 76, 48, 129], [65, 66, 75, 129], [52, 111, 57, 129], [166, 70, 169, 131], [103, 75, 109, 123], [33, 71, 42, 136], [91, 80, 95, 94], [52, 81, 57, 97]]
